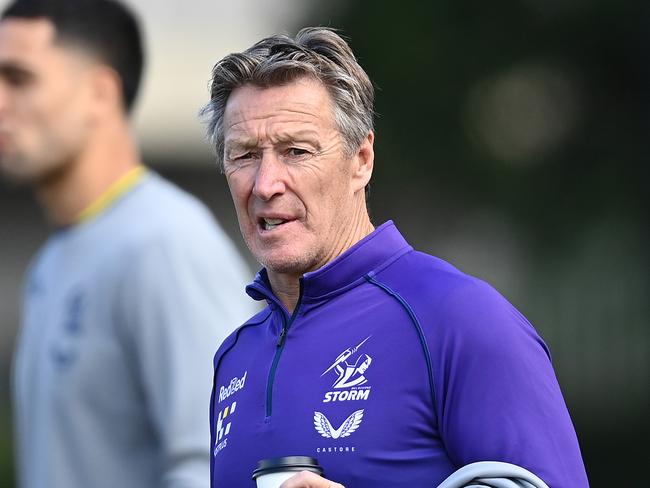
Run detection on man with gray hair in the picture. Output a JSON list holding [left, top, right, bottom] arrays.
[[203, 28, 589, 487]]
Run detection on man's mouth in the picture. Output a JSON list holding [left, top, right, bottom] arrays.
[[261, 217, 287, 231]]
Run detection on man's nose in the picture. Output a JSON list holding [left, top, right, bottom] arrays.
[[252, 151, 287, 201]]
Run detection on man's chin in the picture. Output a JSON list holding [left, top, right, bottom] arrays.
[[0, 166, 33, 186], [0, 157, 40, 185], [262, 260, 306, 276], [258, 252, 317, 277], [1, 160, 68, 187]]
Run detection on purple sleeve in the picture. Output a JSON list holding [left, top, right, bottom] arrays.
[[431, 280, 589, 488], [209, 373, 216, 484]]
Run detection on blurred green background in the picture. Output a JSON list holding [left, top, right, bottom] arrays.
[[1, 0, 648, 486]]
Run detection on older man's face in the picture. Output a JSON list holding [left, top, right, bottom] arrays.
[[223, 77, 371, 277]]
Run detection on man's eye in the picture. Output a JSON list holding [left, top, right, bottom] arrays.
[[287, 148, 311, 158], [231, 152, 255, 161], [2, 70, 33, 87], [224, 152, 257, 172]]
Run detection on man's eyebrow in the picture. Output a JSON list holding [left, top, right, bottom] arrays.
[[225, 130, 321, 150], [0, 61, 35, 79], [224, 139, 258, 153]]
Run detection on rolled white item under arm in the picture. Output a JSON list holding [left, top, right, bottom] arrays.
[[436, 461, 550, 488]]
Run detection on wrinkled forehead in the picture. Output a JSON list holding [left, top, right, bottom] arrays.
[[223, 78, 337, 136]]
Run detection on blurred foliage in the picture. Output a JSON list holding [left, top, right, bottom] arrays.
[[305, 0, 648, 253], [300, 1, 649, 487]]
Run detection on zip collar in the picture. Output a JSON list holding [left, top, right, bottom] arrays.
[[246, 221, 412, 306]]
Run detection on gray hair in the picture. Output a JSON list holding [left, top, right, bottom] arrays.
[[200, 27, 375, 170]]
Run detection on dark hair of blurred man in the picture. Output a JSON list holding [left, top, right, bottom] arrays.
[[0, 0, 143, 199], [0, 1, 255, 488]]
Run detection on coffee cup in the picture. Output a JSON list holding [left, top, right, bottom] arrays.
[[252, 456, 324, 488]]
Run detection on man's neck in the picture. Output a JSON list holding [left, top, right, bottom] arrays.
[[267, 272, 302, 314], [267, 211, 375, 314], [36, 125, 141, 227]]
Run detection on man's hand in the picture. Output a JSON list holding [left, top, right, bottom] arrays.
[[279, 470, 345, 488]]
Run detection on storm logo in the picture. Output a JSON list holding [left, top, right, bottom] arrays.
[[313, 409, 364, 439], [322, 336, 372, 389]]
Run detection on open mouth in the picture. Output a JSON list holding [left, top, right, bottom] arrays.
[[260, 217, 288, 231]]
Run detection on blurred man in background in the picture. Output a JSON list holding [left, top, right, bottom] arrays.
[[0, 0, 256, 487], [201, 28, 589, 487]]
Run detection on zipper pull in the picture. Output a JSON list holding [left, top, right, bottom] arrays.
[[276, 327, 286, 347]]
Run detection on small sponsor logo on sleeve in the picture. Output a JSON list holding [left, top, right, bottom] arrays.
[[213, 370, 247, 456], [219, 371, 247, 403], [213, 400, 237, 456]]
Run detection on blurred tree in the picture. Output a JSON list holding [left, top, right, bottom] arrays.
[[301, 1, 649, 486], [305, 0, 648, 251]]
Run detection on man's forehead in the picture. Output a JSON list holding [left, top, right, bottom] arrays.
[[0, 18, 57, 58], [224, 79, 335, 133], [0, 17, 97, 77]]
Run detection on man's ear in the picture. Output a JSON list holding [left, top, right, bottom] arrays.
[[351, 131, 374, 193], [87, 64, 124, 119]]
